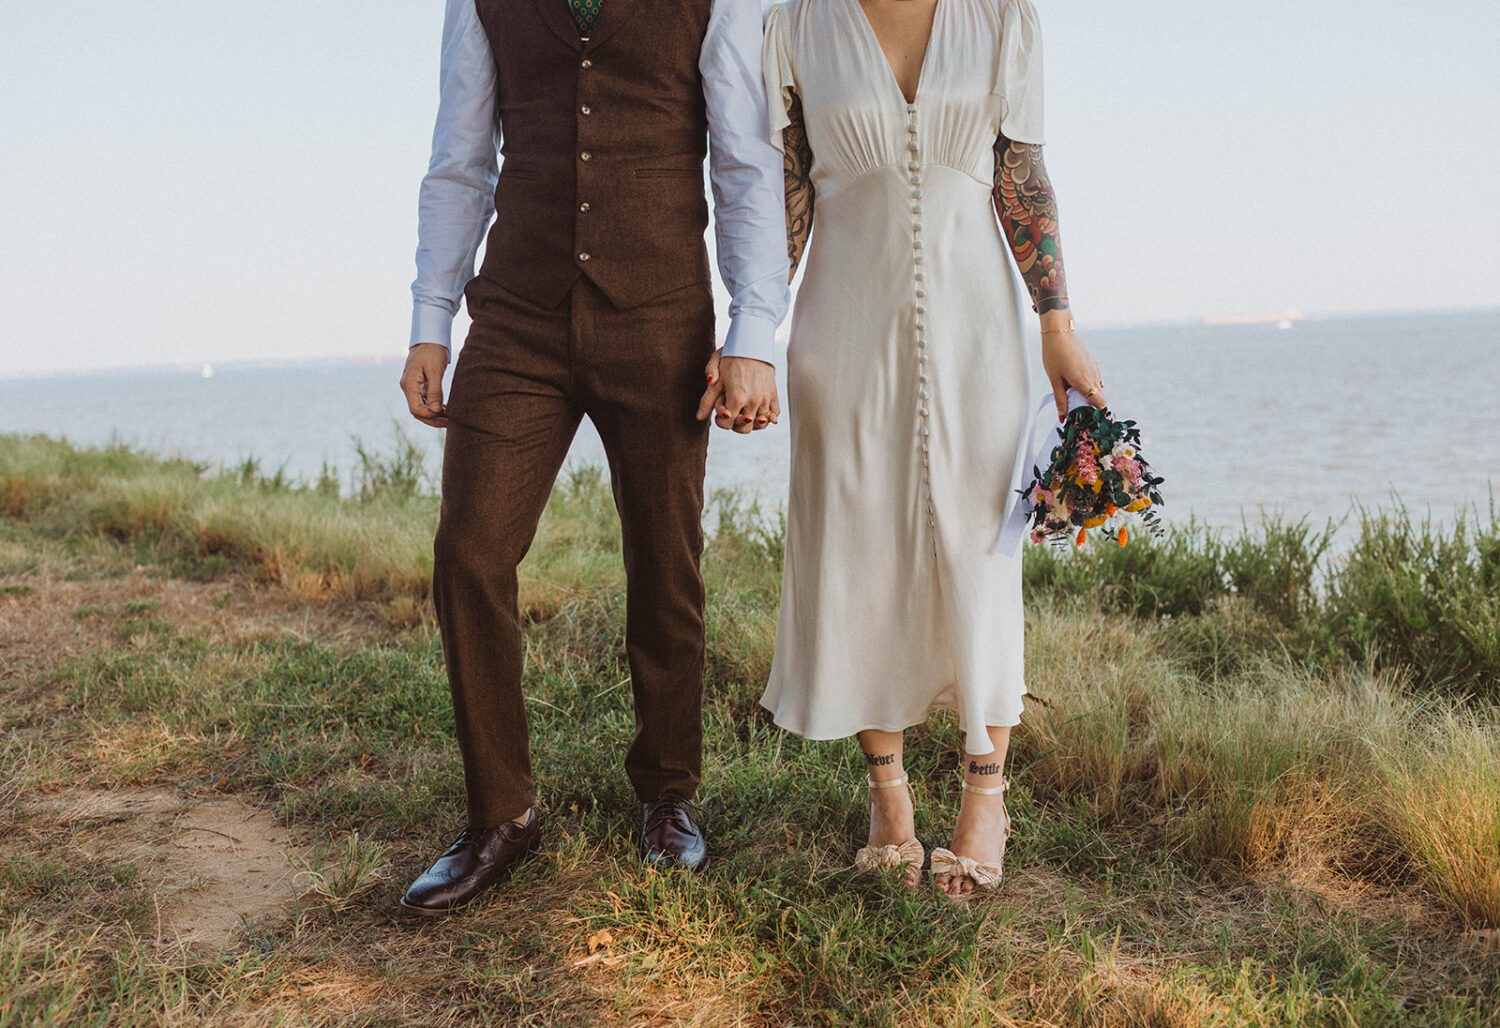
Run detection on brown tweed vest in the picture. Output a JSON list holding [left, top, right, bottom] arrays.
[[473, 0, 716, 311]]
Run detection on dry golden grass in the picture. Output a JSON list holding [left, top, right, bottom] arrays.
[[1373, 707, 1500, 927]]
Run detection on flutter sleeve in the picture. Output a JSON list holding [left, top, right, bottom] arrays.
[[994, 0, 1044, 144], [763, 3, 797, 152]]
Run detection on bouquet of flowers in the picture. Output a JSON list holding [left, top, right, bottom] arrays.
[[1019, 401, 1164, 548]]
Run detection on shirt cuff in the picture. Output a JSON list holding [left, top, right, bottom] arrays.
[[720, 313, 778, 366], [410, 303, 455, 351]]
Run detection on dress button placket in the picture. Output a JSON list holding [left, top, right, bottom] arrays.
[[906, 103, 937, 549]]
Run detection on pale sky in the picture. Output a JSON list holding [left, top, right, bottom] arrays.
[[3, 0, 1497, 376]]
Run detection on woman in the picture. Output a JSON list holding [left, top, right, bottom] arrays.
[[752, 0, 1107, 896]]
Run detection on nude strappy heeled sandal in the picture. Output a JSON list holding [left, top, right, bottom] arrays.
[[930, 777, 1012, 896], [854, 773, 925, 886]]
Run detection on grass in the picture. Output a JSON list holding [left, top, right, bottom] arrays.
[[1, 433, 1498, 1024], [1025, 505, 1500, 696]]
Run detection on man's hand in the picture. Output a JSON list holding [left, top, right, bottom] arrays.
[[401, 343, 451, 428], [696, 351, 779, 434]]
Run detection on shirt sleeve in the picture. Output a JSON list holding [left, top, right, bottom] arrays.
[[409, 0, 500, 351], [701, 0, 792, 367], [994, 0, 1044, 145]]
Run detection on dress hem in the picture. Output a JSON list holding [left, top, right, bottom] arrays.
[[759, 693, 1025, 756]]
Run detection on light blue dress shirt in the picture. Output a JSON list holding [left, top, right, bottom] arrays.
[[410, 0, 791, 366]]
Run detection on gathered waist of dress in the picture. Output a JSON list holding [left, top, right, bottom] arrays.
[[812, 158, 994, 205]]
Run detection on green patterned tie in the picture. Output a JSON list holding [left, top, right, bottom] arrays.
[[570, 0, 603, 35]]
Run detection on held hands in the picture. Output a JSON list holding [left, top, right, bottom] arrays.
[[401, 343, 451, 428], [696, 350, 780, 434], [1039, 316, 1106, 423]]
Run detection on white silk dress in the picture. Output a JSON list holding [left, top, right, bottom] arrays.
[[758, 0, 1046, 755]]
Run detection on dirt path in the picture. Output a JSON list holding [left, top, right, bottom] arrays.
[[25, 787, 303, 948]]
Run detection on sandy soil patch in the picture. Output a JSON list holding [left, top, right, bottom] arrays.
[[28, 787, 306, 948]]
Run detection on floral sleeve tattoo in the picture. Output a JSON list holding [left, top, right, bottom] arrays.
[[993, 136, 1069, 314], [783, 90, 815, 282]]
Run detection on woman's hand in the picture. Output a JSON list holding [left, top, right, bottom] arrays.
[[1039, 321, 1106, 422], [696, 349, 779, 433]]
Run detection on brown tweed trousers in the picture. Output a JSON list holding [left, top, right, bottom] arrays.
[[435, 0, 719, 828]]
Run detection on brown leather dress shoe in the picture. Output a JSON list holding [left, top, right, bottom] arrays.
[[400, 808, 542, 916], [640, 794, 708, 871]]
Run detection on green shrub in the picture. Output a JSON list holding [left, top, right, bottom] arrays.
[[1327, 504, 1500, 696], [1025, 505, 1500, 694]]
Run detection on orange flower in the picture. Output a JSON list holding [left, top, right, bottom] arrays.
[[1083, 514, 1108, 529], [1075, 528, 1087, 546], [1125, 497, 1152, 513], [1118, 526, 1129, 546], [1105, 504, 1118, 516]]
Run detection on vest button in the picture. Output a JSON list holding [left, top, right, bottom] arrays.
[[578, 252, 591, 262], [580, 104, 592, 116], [580, 151, 592, 161], [579, 202, 591, 213], [581, 59, 593, 69]]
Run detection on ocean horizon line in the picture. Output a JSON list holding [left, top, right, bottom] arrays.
[[10, 304, 1498, 383]]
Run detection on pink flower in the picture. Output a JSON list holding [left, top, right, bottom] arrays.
[[1114, 456, 1141, 486], [1074, 439, 1100, 485]]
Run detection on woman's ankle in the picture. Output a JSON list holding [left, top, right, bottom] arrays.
[[857, 729, 906, 785], [866, 777, 915, 844]]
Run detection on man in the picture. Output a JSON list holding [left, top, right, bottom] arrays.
[[397, 0, 789, 915]]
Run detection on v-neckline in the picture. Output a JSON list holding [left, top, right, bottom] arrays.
[[849, 0, 942, 107]]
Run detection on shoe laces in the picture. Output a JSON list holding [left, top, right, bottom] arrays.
[[645, 795, 694, 833], [447, 827, 484, 851]]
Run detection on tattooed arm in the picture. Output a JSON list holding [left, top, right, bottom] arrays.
[[993, 137, 1069, 315], [784, 89, 815, 282], [995, 135, 1107, 416]]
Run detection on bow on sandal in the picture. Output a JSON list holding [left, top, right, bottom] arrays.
[[855, 838, 925, 872], [930, 777, 1012, 897], [854, 773, 925, 886]]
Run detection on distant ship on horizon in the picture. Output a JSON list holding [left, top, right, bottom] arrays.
[[1199, 311, 1306, 330]]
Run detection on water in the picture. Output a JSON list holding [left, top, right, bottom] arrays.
[[9, 309, 1499, 534]]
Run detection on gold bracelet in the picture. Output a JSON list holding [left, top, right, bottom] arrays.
[[1040, 318, 1076, 335]]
